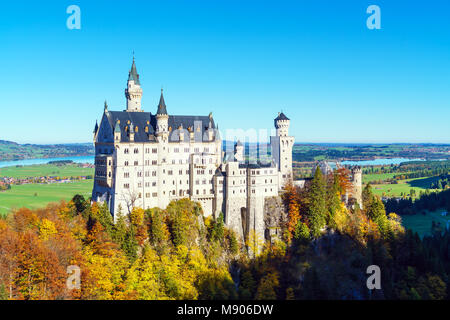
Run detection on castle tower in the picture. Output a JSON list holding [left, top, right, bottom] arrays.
[[155, 89, 169, 142], [125, 57, 143, 112], [270, 112, 294, 188], [351, 166, 363, 208]]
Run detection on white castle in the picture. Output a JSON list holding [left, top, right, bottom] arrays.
[[92, 58, 294, 240]]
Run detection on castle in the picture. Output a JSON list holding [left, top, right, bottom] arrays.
[[92, 58, 294, 240]]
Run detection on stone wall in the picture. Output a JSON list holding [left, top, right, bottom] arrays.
[[263, 196, 288, 242]]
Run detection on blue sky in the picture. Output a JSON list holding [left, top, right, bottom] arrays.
[[0, 0, 449, 144]]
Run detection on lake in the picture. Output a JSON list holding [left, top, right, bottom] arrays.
[[0, 155, 95, 168], [0, 156, 432, 169]]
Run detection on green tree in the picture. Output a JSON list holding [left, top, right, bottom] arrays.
[[307, 167, 327, 237], [211, 212, 225, 242]]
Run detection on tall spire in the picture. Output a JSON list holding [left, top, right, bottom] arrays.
[[156, 88, 168, 115], [125, 55, 143, 112], [128, 56, 140, 85]]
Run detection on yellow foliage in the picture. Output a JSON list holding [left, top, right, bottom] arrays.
[[246, 230, 265, 258], [38, 218, 57, 241], [130, 207, 145, 226]]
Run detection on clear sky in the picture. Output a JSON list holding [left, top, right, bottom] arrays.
[[1, 0, 449, 144]]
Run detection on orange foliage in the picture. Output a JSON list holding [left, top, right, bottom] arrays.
[[283, 182, 301, 241]]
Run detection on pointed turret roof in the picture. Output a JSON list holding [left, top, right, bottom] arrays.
[[275, 111, 289, 121], [156, 89, 168, 115], [128, 57, 140, 85], [93, 120, 98, 134]]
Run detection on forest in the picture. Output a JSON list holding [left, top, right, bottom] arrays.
[[0, 168, 448, 300]]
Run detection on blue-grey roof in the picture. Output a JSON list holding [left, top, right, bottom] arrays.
[[275, 112, 289, 121], [156, 90, 168, 115], [105, 110, 216, 143], [128, 59, 140, 85]]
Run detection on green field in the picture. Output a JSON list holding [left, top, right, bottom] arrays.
[[0, 180, 93, 215], [370, 176, 440, 198], [362, 172, 405, 184], [401, 210, 450, 238], [0, 164, 94, 179]]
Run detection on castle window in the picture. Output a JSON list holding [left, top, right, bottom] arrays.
[[124, 183, 130, 189], [134, 161, 138, 166], [138, 182, 142, 188], [152, 160, 157, 165], [124, 172, 129, 178], [152, 192, 157, 197], [137, 172, 142, 177], [174, 148, 179, 153], [184, 148, 189, 152], [179, 170, 183, 175], [152, 171, 156, 176], [168, 170, 173, 175], [152, 182, 156, 187], [152, 148, 157, 153], [145, 182, 150, 187], [138, 193, 142, 198], [134, 148, 139, 154], [124, 148, 129, 154], [124, 161, 129, 166], [146, 193, 150, 198]]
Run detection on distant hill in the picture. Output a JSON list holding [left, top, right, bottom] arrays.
[[0, 141, 94, 162]]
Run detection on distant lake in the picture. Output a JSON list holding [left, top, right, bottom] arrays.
[[340, 158, 425, 166], [0, 155, 95, 168]]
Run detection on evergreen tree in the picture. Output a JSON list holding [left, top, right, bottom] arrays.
[[307, 167, 327, 238], [211, 212, 225, 242]]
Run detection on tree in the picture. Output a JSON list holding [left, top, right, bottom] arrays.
[[307, 167, 327, 237], [255, 272, 279, 300], [283, 182, 301, 241], [211, 212, 225, 242], [148, 208, 170, 252]]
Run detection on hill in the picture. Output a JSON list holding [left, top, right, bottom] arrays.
[[0, 140, 94, 161]]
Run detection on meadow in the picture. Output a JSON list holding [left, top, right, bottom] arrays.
[[401, 210, 450, 238], [0, 163, 94, 179], [0, 179, 93, 215], [371, 176, 440, 198]]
